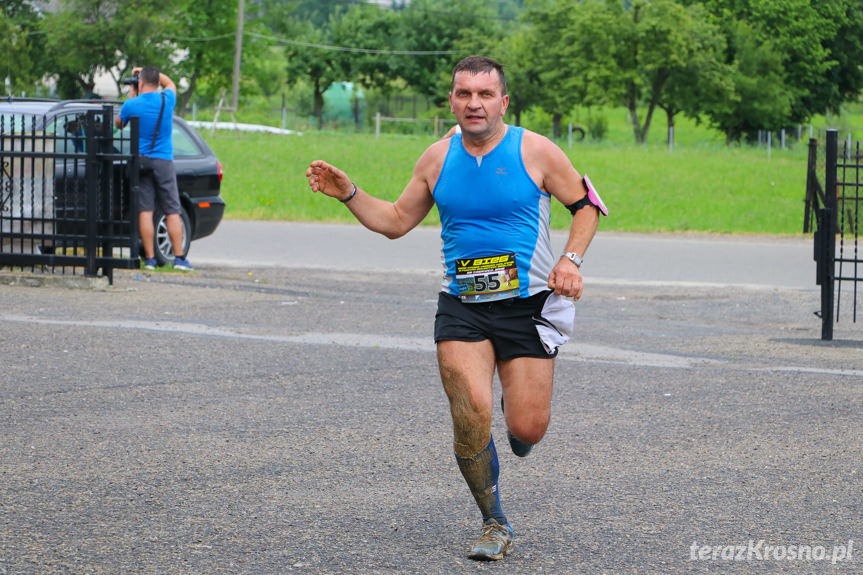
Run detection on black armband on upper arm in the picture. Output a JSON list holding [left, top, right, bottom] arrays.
[[565, 195, 592, 215]]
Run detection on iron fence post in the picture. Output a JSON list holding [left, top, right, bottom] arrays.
[[100, 104, 114, 282], [821, 130, 838, 340], [84, 110, 99, 277], [804, 138, 817, 234], [129, 117, 139, 265]]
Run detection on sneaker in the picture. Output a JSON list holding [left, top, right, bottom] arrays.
[[501, 397, 534, 457], [143, 258, 157, 271], [468, 519, 514, 561], [173, 256, 194, 272]]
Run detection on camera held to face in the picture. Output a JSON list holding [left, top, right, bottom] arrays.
[[122, 71, 140, 90]]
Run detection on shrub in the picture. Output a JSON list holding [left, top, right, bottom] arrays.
[[587, 113, 608, 142]]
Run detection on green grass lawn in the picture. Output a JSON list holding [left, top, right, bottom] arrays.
[[203, 129, 808, 236], [198, 104, 863, 236]]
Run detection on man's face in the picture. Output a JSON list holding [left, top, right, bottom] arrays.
[[449, 70, 509, 137]]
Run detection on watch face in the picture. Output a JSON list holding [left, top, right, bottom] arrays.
[[583, 175, 609, 216]]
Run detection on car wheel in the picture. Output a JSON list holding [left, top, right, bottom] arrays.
[[151, 207, 192, 266]]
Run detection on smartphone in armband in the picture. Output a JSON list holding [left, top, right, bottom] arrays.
[[583, 175, 609, 216]]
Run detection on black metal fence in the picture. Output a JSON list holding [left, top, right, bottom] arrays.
[[805, 129, 862, 340], [0, 103, 140, 284]]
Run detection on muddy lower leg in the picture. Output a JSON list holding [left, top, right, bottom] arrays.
[[437, 340, 506, 524], [455, 436, 507, 525], [437, 340, 496, 457]]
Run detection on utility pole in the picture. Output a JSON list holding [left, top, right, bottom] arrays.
[[232, 0, 244, 111], [212, 0, 243, 130]]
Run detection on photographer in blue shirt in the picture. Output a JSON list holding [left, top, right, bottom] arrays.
[[115, 66, 192, 271]]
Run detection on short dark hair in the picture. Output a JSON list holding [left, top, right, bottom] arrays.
[[451, 56, 507, 96], [140, 66, 160, 87]]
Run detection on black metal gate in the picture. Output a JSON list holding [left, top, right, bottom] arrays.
[[805, 129, 862, 340], [0, 103, 140, 284]]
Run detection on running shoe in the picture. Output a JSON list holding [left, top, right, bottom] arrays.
[[501, 397, 534, 457], [173, 256, 194, 272], [143, 258, 157, 271], [468, 519, 514, 561]]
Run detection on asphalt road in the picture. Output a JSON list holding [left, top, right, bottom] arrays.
[[192, 221, 815, 290], [1, 224, 861, 574]]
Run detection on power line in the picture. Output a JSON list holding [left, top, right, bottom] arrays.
[[167, 28, 466, 56], [246, 31, 461, 55], [164, 31, 461, 55], [164, 33, 235, 42]]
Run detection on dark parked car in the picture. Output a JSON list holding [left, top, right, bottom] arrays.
[[0, 98, 225, 265]]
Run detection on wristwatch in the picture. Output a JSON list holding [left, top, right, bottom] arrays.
[[563, 251, 583, 268]]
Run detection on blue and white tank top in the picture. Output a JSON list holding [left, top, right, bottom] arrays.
[[433, 126, 554, 299]]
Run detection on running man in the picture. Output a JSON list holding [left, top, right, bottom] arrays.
[[306, 55, 603, 561]]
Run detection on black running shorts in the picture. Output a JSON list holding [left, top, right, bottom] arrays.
[[434, 291, 557, 361]]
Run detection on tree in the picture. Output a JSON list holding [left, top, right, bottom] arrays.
[[1, 0, 47, 95], [524, 0, 716, 144], [273, 0, 364, 28], [706, 20, 791, 143], [41, 0, 178, 98], [435, 3, 527, 123], [695, 0, 863, 121], [746, 0, 835, 122], [256, 2, 358, 129], [525, 0, 634, 138], [462, 25, 540, 127], [617, 0, 711, 144], [807, 0, 863, 114], [170, 0, 241, 115], [395, 0, 496, 106], [281, 21, 347, 129], [655, 3, 733, 146], [524, 0, 586, 138], [329, 3, 403, 95], [0, 8, 35, 95], [248, 46, 288, 100], [33, 0, 242, 109], [40, 0, 122, 97], [261, 0, 513, 126]]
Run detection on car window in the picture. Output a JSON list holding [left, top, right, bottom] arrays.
[[46, 113, 89, 154], [0, 113, 25, 132], [172, 123, 204, 158], [111, 121, 203, 158], [113, 125, 132, 155], [0, 113, 44, 135]]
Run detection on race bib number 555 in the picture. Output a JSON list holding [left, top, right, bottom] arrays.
[[456, 253, 519, 303]]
